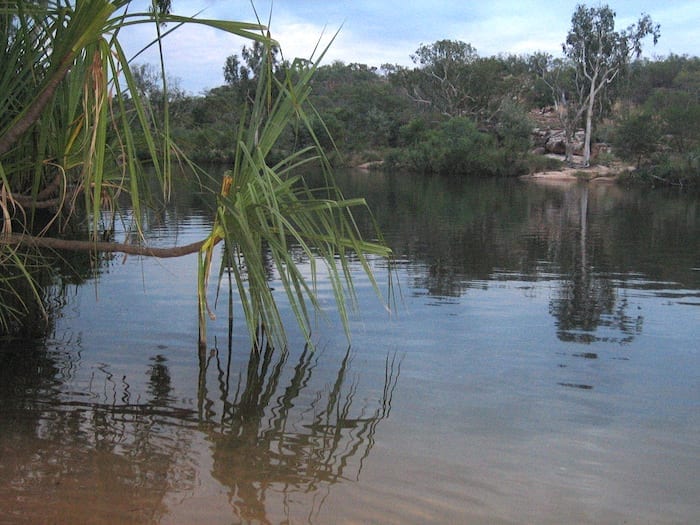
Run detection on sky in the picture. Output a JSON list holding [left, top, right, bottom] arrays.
[[120, 0, 699, 94]]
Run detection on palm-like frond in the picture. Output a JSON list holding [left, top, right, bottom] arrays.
[[198, 45, 392, 350], [0, 1, 392, 348], [0, 1, 270, 333]]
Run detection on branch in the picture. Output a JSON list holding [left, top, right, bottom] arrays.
[[12, 196, 65, 209], [1, 233, 220, 258], [0, 52, 76, 157], [10, 172, 71, 209]]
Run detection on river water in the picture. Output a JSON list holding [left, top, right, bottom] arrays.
[[1, 170, 698, 524]]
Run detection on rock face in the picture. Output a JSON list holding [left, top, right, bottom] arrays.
[[530, 108, 602, 158], [542, 130, 585, 155]]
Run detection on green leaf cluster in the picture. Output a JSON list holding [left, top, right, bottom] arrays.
[[0, 2, 392, 347]]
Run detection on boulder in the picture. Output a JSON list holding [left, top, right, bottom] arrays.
[[544, 130, 585, 155], [544, 130, 567, 154]]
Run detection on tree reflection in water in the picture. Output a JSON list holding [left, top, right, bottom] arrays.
[[546, 185, 643, 345], [198, 329, 401, 523], [0, 323, 400, 523], [0, 340, 197, 523]]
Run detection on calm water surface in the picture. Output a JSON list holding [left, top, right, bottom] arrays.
[[1, 171, 699, 524]]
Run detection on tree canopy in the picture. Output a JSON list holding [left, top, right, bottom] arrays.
[[563, 4, 660, 166]]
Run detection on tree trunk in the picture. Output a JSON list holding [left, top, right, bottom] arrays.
[[558, 94, 575, 166], [564, 109, 576, 166], [583, 79, 596, 167]]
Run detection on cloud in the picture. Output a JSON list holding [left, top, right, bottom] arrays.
[[116, 0, 697, 93]]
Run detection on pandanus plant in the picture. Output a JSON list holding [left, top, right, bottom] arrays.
[[0, 1, 391, 349]]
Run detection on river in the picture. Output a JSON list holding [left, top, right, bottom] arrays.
[[1, 170, 698, 524]]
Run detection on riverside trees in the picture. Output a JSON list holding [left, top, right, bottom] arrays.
[[114, 3, 696, 185], [562, 4, 659, 166], [615, 55, 700, 184]]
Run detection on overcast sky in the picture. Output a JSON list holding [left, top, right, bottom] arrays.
[[120, 0, 698, 94]]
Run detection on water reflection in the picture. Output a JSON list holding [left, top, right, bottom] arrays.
[[336, 171, 698, 345], [2, 170, 699, 523], [198, 333, 400, 522], [0, 326, 400, 523], [543, 185, 644, 344], [0, 338, 196, 523]]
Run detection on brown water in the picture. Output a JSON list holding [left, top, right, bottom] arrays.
[[1, 172, 699, 524]]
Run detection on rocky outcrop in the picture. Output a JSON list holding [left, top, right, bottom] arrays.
[[530, 108, 608, 159]]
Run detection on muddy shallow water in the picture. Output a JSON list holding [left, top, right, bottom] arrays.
[[1, 172, 699, 524]]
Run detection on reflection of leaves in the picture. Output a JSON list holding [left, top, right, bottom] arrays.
[[148, 354, 173, 405], [200, 335, 400, 522], [0, 343, 198, 523], [550, 266, 615, 339], [551, 271, 643, 344]]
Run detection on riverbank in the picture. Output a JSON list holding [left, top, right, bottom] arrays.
[[358, 155, 635, 183], [520, 155, 635, 183]]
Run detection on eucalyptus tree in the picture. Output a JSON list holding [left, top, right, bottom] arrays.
[[394, 40, 525, 125], [224, 41, 281, 94], [406, 39, 479, 117], [0, 1, 391, 350], [563, 4, 659, 166], [530, 52, 581, 163]]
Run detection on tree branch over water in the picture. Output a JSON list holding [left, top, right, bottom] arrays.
[[0, 1, 391, 346], [1, 233, 215, 258]]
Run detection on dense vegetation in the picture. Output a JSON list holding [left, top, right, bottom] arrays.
[[141, 27, 699, 186]]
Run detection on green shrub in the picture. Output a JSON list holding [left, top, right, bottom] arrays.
[[619, 150, 700, 187], [526, 154, 564, 174], [613, 111, 660, 168], [389, 115, 532, 177]]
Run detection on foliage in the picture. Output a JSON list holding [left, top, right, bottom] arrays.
[[617, 55, 700, 186], [196, 52, 392, 349], [621, 152, 700, 188], [122, 29, 700, 186], [406, 39, 478, 117], [308, 61, 414, 157], [623, 54, 692, 104], [524, 153, 565, 174], [387, 40, 532, 124], [529, 52, 581, 163], [562, 3, 660, 166], [223, 40, 283, 102], [614, 111, 659, 168], [646, 89, 700, 154], [493, 100, 534, 164], [114, 35, 700, 186], [389, 116, 528, 177], [0, 1, 392, 349]]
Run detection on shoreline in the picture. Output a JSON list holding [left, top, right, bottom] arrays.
[[520, 157, 635, 183], [355, 156, 636, 183]]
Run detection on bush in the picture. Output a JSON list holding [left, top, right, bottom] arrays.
[[387, 115, 533, 177], [613, 111, 660, 168], [526, 154, 565, 173], [619, 150, 700, 188]]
